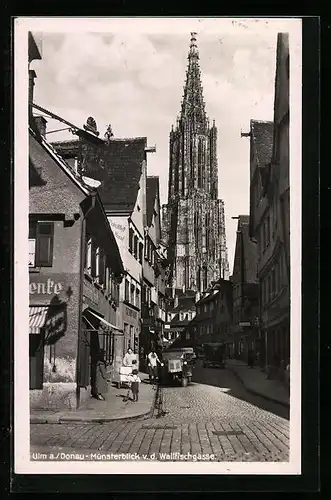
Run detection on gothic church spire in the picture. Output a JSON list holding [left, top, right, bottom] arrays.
[[180, 32, 206, 126]]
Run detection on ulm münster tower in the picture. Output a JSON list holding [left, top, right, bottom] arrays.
[[162, 33, 229, 292]]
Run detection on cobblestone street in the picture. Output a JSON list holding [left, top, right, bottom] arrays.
[[30, 366, 289, 462]]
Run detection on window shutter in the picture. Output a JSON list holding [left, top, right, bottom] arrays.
[[99, 251, 105, 285], [144, 237, 148, 259], [134, 235, 138, 258], [129, 228, 134, 253], [91, 241, 96, 277], [36, 222, 54, 267], [139, 242, 143, 263]]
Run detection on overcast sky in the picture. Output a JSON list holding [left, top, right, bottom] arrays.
[[30, 19, 295, 272]]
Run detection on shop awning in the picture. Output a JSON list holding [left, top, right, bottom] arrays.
[[29, 306, 48, 334], [83, 308, 123, 332]]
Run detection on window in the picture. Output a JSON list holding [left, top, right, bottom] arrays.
[[99, 250, 105, 285], [130, 325, 135, 347], [105, 267, 109, 293], [144, 238, 148, 260], [125, 279, 130, 301], [186, 332, 190, 340], [131, 283, 135, 305], [29, 238, 36, 268], [134, 235, 138, 259], [91, 240, 97, 277], [85, 237, 92, 273], [95, 247, 100, 281], [136, 288, 140, 309], [29, 221, 54, 267], [108, 270, 112, 296], [129, 228, 134, 253], [139, 242, 143, 264]]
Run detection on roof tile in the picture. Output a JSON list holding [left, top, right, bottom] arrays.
[[251, 120, 274, 168], [146, 176, 159, 227]]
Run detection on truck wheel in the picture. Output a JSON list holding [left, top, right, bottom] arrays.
[[181, 377, 188, 387]]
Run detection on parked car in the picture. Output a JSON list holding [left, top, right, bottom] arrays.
[[202, 342, 226, 368], [160, 347, 196, 387]]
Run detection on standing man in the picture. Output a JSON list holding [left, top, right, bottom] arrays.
[[147, 349, 163, 388]]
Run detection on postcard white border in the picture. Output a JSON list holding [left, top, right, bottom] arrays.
[[14, 16, 302, 475]]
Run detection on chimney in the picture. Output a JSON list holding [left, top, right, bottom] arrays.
[[34, 116, 47, 137]]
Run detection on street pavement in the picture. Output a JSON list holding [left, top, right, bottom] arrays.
[[30, 363, 289, 462]]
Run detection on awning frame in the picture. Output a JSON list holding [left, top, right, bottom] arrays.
[[83, 308, 123, 333]]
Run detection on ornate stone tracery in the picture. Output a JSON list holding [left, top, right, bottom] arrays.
[[162, 33, 229, 292]]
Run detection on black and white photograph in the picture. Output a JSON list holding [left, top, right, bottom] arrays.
[[14, 17, 302, 474]]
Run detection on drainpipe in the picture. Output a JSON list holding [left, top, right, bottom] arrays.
[[76, 192, 96, 409]]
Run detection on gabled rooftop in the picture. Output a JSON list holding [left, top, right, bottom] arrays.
[[146, 176, 160, 227]]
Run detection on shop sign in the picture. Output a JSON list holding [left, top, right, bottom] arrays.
[[29, 279, 64, 295], [109, 219, 126, 242], [44, 305, 67, 344], [125, 306, 138, 321]]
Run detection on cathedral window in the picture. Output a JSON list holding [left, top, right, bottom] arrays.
[[203, 266, 208, 290], [198, 139, 203, 188]]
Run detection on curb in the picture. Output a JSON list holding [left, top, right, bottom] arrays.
[[31, 384, 159, 424], [228, 366, 290, 409]]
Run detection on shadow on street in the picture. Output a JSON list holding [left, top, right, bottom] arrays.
[[191, 363, 289, 420]]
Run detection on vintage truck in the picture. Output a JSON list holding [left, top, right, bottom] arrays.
[[202, 342, 226, 368], [160, 347, 196, 387]]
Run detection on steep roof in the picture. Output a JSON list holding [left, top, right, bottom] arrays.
[[146, 176, 159, 227], [240, 218, 258, 284], [251, 120, 274, 168], [169, 295, 196, 313], [100, 138, 147, 213], [29, 128, 91, 196]]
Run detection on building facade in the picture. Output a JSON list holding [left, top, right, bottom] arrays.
[[230, 216, 259, 361], [140, 176, 168, 359], [171, 279, 232, 349], [247, 119, 274, 367], [53, 126, 156, 366], [162, 33, 229, 293], [163, 291, 196, 348], [255, 33, 290, 372], [29, 120, 124, 410]]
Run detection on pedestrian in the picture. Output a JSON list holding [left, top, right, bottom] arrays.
[[95, 349, 108, 400], [122, 347, 138, 369], [128, 369, 141, 402], [248, 349, 254, 368], [147, 349, 163, 388]]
